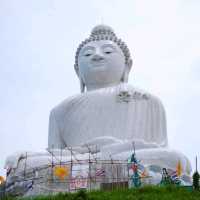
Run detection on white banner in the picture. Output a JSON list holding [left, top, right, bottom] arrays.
[[69, 164, 89, 190]]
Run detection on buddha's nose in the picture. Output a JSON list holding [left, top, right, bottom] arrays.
[[91, 54, 104, 62]]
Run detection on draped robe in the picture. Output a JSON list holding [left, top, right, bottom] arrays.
[[48, 83, 167, 149]]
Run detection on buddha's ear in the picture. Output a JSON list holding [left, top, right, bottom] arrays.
[[74, 64, 85, 93], [122, 59, 133, 82], [80, 78, 85, 93], [127, 59, 133, 71], [74, 64, 79, 77]]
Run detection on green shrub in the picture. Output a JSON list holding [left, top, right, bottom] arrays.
[[193, 171, 200, 190], [3, 186, 200, 200], [74, 190, 88, 200]]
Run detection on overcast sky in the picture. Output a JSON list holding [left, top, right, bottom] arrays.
[[0, 0, 200, 176]]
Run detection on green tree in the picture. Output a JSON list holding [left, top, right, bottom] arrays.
[[192, 171, 200, 190]]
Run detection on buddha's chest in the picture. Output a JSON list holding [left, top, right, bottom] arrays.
[[60, 94, 151, 146]]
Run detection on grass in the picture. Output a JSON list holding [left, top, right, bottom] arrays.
[[1, 186, 200, 200]]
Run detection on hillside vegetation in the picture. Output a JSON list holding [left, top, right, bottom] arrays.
[[1, 186, 200, 200]]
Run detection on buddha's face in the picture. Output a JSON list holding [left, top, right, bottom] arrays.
[[78, 40, 126, 90]]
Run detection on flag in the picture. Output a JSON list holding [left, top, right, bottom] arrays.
[[54, 165, 70, 180], [176, 160, 182, 177], [131, 163, 138, 172], [95, 168, 105, 177], [6, 167, 12, 176], [140, 169, 148, 178], [26, 180, 34, 190], [170, 171, 180, 184], [0, 176, 5, 185]]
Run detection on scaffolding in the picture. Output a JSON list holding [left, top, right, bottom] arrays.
[[3, 146, 150, 196]]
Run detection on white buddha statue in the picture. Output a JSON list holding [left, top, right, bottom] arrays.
[[4, 25, 191, 196], [48, 24, 191, 181], [49, 25, 167, 149]]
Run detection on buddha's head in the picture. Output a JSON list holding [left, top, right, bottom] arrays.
[[74, 25, 132, 92]]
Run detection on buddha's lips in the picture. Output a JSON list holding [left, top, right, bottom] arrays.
[[90, 61, 106, 67]]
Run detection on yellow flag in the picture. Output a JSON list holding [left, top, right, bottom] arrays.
[[0, 176, 5, 185], [54, 166, 69, 180], [176, 160, 182, 177]]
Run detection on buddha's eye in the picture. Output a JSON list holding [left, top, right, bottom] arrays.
[[103, 46, 114, 55], [104, 51, 112, 54], [84, 53, 92, 57], [82, 48, 94, 57]]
